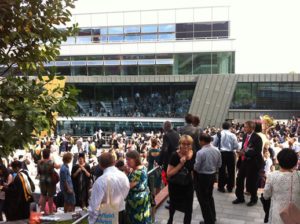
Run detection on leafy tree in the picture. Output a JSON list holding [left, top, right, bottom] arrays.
[[0, 0, 79, 156]]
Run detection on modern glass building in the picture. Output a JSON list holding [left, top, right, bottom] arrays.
[[54, 5, 300, 135]]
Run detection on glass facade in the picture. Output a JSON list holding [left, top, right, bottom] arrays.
[[57, 120, 184, 136], [62, 21, 229, 45], [51, 52, 235, 76], [230, 82, 300, 110], [72, 83, 195, 118]]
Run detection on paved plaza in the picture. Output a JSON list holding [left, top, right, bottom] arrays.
[[155, 189, 265, 224]]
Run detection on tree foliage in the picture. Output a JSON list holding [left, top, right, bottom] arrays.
[[0, 0, 77, 76], [0, 0, 79, 156]]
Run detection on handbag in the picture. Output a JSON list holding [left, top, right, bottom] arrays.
[[279, 171, 300, 224], [168, 167, 190, 186], [52, 170, 60, 184], [95, 178, 119, 224]]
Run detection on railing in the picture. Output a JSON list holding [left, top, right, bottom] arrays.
[[72, 166, 162, 224]]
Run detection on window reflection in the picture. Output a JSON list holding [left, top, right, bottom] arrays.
[[141, 25, 157, 33], [63, 21, 229, 45], [230, 83, 300, 110], [108, 27, 123, 34], [158, 33, 175, 40], [141, 34, 157, 41], [124, 26, 140, 34], [71, 83, 195, 118], [76, 36, 92, 44], [158, 24, 175, 32], [53, 52, 235, 76]]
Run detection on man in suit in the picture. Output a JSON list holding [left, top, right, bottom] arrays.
[[159, 121, 180, 172], [233, 121, 263, 206], [179, 114, 201, 151]]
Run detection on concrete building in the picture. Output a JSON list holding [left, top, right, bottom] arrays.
[[53, 1, 300, 135]]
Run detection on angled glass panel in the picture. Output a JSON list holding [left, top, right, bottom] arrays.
[[176, 32, 193, 39], [212, 30, 228, 38], [194, 31, 212, 38], [176, 23, 193, 32], [159, 24, 175, 32], [108, 27, 123, 34], [141, 34, 157, 41], [124, 26, 140, 34], [141, 25, 157, 33], [194, 22, 212, 32], [212, 22, 229, 31]]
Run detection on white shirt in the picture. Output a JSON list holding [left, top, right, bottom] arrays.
[[88, 166, 130, 224], [213, 130, 239, 152]]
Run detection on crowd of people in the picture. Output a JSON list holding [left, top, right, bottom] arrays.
[[77, 91, 192, 118], [0, 114, 299, 223]]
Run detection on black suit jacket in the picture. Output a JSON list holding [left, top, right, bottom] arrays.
[[239, 132, 264, 170], [159, 129, 180, 170]]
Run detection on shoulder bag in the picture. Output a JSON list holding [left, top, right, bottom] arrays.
[[95, 178, 119, 224], [168, 167, 191, 186], [279, 171, 300, 224], [51, 161, 60, 184]]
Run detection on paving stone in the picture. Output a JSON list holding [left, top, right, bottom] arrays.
[[155, 188, 265, 224]]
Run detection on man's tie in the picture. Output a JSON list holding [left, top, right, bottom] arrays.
[[241, 135, 250, 161]]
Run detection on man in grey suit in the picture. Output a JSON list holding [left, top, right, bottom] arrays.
[[179, 114, 201, 151]]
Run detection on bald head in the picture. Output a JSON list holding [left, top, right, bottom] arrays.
[[164, 121, 172, 132], [99, 152, 115, 169]]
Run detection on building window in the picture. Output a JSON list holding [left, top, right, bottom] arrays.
[[230, 82, 300, 110]]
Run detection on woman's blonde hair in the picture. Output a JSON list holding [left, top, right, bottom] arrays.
[[179, 135, 194, 149]]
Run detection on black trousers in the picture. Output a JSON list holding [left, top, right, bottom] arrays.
[[194, 173, 216, 224], [119, 210, 125, 224], [218, 151, 235, 191], [235, 161, 259, 202]]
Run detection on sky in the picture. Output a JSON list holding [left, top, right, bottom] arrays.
[[72, 0, 300, 74]]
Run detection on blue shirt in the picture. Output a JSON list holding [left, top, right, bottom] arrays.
[[60, 164, 73, 192], [213, 130, 239, 152]]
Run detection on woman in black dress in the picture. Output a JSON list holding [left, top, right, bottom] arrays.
[[71, 153, 91, 208], [167, 135, 195, 224]]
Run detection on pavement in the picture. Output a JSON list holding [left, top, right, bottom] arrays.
[[155, 189, 265, 224]]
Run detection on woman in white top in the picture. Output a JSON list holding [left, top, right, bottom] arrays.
[[264, 148, 300, 224]]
